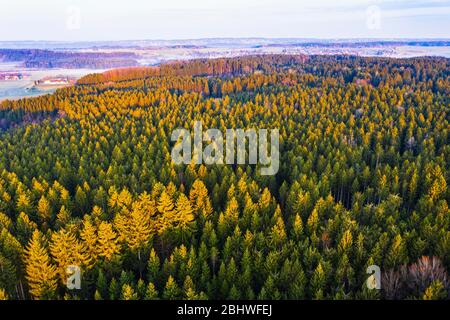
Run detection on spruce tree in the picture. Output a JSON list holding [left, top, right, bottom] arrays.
[[24, 231, 58, 299]]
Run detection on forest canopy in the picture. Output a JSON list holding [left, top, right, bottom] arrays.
[[0, 54, 448, 300]]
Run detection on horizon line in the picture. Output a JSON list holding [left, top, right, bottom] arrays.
[[1, 37, 450, 43]]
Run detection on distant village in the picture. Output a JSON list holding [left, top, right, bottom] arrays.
[[0, 71, 75, 87], [34, 76, 76, 87], [0, 71, 29, 81]]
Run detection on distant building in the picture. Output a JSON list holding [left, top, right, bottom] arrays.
[[0, 72, 24, 81], [42, 78, 69, 85], [36, 76, 74, 87]]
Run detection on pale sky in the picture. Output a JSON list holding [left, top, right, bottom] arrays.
[[1, 0, 449, 41]]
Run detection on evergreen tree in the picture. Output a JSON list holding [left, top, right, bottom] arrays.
[[144, 282, 159, 300], [121, 284, 138, 300], [50, 229, 91, 282], [97, 222, 121, 261], [175, 194, 195, 242], [163, 276, 181, 300], [24, 231, 58, 299]]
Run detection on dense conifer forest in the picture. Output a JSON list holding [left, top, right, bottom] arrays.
[[0, 55, 448, 300]]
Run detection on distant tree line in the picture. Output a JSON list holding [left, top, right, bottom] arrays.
[[0, 49, 139, 69]]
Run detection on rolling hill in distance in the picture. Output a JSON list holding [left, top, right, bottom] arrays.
[[1, 38, 449, 101]]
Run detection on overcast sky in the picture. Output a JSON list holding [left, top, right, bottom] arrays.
[[1, 0, 449, 41]]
